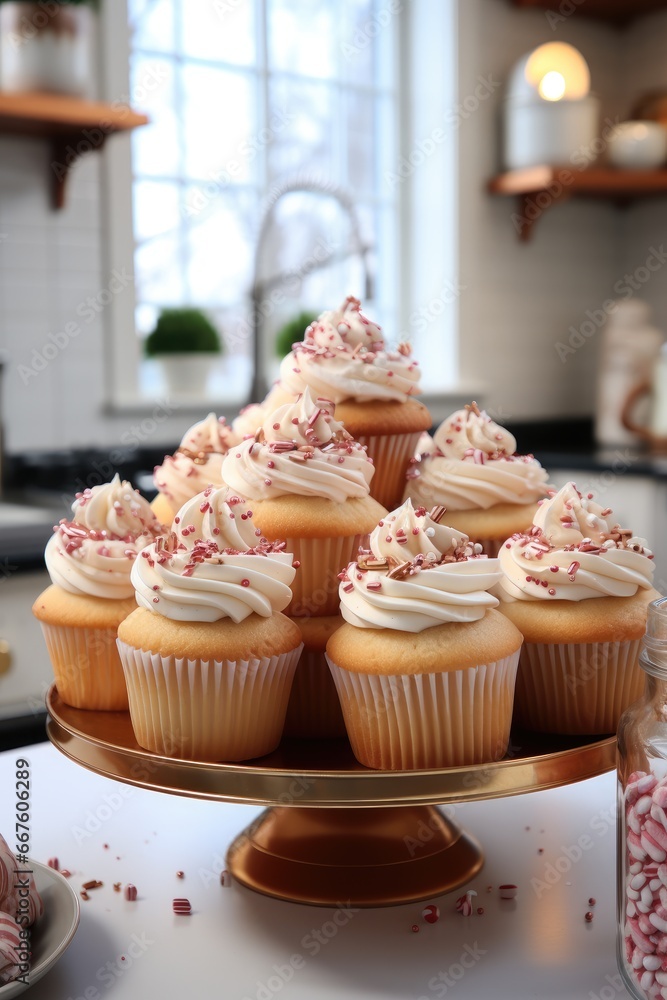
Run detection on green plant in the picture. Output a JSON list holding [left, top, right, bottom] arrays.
[[144, 308, 223, 357], [275, 311, 318, 359]]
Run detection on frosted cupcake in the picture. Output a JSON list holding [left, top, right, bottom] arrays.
[[497, 482, 660, 735], [33, 475, 165, 710], [222, 387, 386, 616], [278, 296, 431, 509], [152, 412, 237, 521], [326, 499, 523, 769], [284, 614, 346, 739], [405, 403, 550, 556], [117, 487, 303, 762]]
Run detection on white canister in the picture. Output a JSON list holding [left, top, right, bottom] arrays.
[[503, 95, 600, 170], [0, 2, 95, 97]]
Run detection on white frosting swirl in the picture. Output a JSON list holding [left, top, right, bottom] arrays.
[[230, 385, 294, 440], [132, 536, 296, 623], [180, 412, 236, 452], [339, 499, 500, 632], [172, 488, 259, 549], [279, 296, 421, 404], [433, 406, 516, 458], [222, 388, 374, 503], [153, 413, 236, 512], [406, 405, 549, 510], [45, 475, 164, 599], [497, 482, 655, 602]]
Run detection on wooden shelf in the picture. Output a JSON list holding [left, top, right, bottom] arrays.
[[509, 0, 667, 26], [488, 166, 667, 239], [0, 92, 148, 208]]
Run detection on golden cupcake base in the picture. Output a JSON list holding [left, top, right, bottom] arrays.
[[46, 684, 615, 907]]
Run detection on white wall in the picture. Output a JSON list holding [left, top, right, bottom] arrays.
[[457, 0, 624, 422], [0, 138, 186, 455]]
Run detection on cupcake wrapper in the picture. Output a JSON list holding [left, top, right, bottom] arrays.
[[513, 639, 644, 735], [326, 652, 520, 770], [284, 535, 368, 617], [284, 646, 347, 740], [355, 431, 422, 510], [40, 623, 129, 711], [117, 639, 303, 762]]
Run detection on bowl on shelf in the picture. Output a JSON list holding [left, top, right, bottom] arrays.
[[607, 121, 667, 169]]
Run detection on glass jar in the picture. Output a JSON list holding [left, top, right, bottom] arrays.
[[618, 597, 667, 1000]]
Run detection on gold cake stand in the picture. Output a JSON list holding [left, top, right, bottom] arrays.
[[45, 685, 615, 908]]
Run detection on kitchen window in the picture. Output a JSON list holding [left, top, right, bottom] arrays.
[[101, 0, 457, 410]]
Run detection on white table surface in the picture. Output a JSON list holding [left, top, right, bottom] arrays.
[[0, 741, 631, 1000]]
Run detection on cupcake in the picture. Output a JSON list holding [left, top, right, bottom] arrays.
[[278, 296, 431, 509], [325, 499, 523, 769], [152, 412, 237, 521], [404, 402, 550, 555], [117, 487, 303, 762], [221, 387, 386, 616], [284, 614, 346, 739], [32, 475, 165, 710], [497, 482, 660, 735]]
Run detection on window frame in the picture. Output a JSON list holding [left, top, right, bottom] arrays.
[[99, 0, 457, 414]]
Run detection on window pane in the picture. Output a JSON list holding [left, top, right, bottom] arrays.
[[375, 92, 397, 193], [345, 89, 374, 194], [133, 180, 181, 244], [129, 0, 175, 53], [268, 0, 338, 79], [185, 189, 256, 306], [341, 0, 374, 87], [131, 56, 180, 177], [182, 65, 257, 182], [268, 77, 338, 182], [135, 234, 185, 305], [180, 0, 256, 65]]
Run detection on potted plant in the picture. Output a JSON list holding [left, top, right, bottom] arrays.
[[274, 311, 318, 359], [145, 307, 224, 399], [0, 0, 98, 97]]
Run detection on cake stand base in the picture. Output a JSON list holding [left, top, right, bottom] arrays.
[[227, 805, 483, 907]]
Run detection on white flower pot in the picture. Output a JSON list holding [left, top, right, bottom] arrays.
[[155, 353, 221, 399], [0, 2, 95, 97]]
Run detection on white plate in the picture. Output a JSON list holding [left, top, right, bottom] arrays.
[[0, 861, 80, 998]]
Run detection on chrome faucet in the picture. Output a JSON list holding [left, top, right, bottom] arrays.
[[248, 177, 374, 404]]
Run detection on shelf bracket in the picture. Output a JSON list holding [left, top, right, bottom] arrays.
[[49, 133, 108, 211], [514, 187, 573, 241]]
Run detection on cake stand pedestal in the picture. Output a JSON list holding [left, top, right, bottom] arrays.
[[45, 685, 616, 908]]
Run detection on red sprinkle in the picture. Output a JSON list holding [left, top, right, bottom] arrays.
[[176, 871, 184, 879], [477, 907, 484, 915], [47, 857, 59, 870], [588, 897, 596, 906], [124, 884, 138, 901], [585, 911, 593, 922], [173, 898, 191, 915], [241, 579, 250, 587], [411, 924, 419, 933]]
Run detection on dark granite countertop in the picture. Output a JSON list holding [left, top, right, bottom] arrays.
[[3, 417, 667, 566]]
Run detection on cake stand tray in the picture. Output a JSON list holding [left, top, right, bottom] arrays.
[[46, 685, 616, 907]]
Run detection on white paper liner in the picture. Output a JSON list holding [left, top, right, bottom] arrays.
[[355, 431, 422, 510], [513, 639, 644, 735], [284, 645, 347, 739], [285, 534, 368, 617], [117, 639, 303, 761], [40, 622, 128, 710], [326, 651, 520, 770]]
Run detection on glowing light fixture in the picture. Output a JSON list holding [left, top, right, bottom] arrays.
[[504, 42, 599, 171]]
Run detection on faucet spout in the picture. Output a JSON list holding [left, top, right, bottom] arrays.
[[247, 177, 374, 406]]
